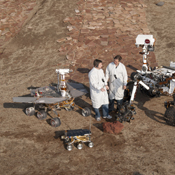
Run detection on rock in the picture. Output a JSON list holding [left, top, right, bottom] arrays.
[[103, 121, 124, 134], [156, 2, 164, 6], [75, 9, 80, 13], [56, 38, 66, 43]]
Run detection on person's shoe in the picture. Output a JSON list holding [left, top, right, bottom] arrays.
[[107, 115, 112, 119], [103, 115, 112, 119], [96, 117, 101, 121]]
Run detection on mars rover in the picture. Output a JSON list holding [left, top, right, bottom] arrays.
[[115, 34, 175, 124], [61, 129, 93, 151], [130, 34, 175, 98], [13, 69, 91, 127], [122, 34, 175, 125]]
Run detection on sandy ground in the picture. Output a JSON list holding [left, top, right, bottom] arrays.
[[144, 0, 175, 66], [1, 0, 175, 175]]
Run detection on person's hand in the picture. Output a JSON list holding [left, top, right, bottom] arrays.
[[123, 85, 126, 90], [105, 85, 109, 90], [100, 88, 105, 92]]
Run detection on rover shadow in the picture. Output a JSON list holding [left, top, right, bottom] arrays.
[[67, 78, 90, 98], [46, 118, 53, 126], [133, 89, 167, 125], [127, 64, 138, 71], [77, 68, 90, 73], [93, 123, 103, 132], [67, 79, 91, 115], [54, 130, 68, 150], [133, 172, 143, 175], [19, 94, 32, 97], [3, 102, 33, 109], [54, 130, 65, 139], [27, 86, 40, 90], [73, 97, 93, 115]]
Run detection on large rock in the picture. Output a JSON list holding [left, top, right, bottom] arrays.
[[103, 121, 124, 134]]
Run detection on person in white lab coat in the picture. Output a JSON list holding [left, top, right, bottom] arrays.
[[88, 59, 112, 121], [106, 55, 128, 113]]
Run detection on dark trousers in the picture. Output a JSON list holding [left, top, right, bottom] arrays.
[[109, 99, 123, 113], [94, 104, 109, 119]]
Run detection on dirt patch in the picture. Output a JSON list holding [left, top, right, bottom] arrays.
[[143, 0, 175, 66]]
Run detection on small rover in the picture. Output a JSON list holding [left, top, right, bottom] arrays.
[[61, 129, 93, 151]]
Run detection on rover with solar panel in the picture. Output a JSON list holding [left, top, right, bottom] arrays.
[[61, 129, 93, 151], [13, 69, 91, 127]]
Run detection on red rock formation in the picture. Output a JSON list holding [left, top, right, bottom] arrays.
[[103, 121, 124, 134]]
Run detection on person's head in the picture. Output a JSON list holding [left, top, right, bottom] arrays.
[[113, 55, 122, 66], [93, 59, 102, 69]]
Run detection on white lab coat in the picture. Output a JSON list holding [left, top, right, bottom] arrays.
[[106, 62, 128, 100], [88, 67, 109, 108]]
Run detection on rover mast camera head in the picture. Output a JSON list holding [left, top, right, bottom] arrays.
[[55, 69, 73, 74], [135, 34, 155, 51]]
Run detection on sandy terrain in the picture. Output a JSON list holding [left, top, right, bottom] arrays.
[[1, 0, 175, 175], [144, 0, 175, 66]]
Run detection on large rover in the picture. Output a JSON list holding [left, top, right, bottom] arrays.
[[115, 35, 175, 123], [13, 69, 91, 127]]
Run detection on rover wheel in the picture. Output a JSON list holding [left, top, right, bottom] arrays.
[[130, 72, 138, 81], [82, 107, 91, 117], [88, 142, 94, 148], [125, 115, 131, 122], [67, 144, 73, 151], [50, 117, 61, 127], [164, 106, 175, 126], [116, 116, 123, 123], [147, 88, 156, 97], [77, 143, 83, 150], [25, 107, 35, 116], [36, 110, 47, 120], [126, 81, 134, 92]]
